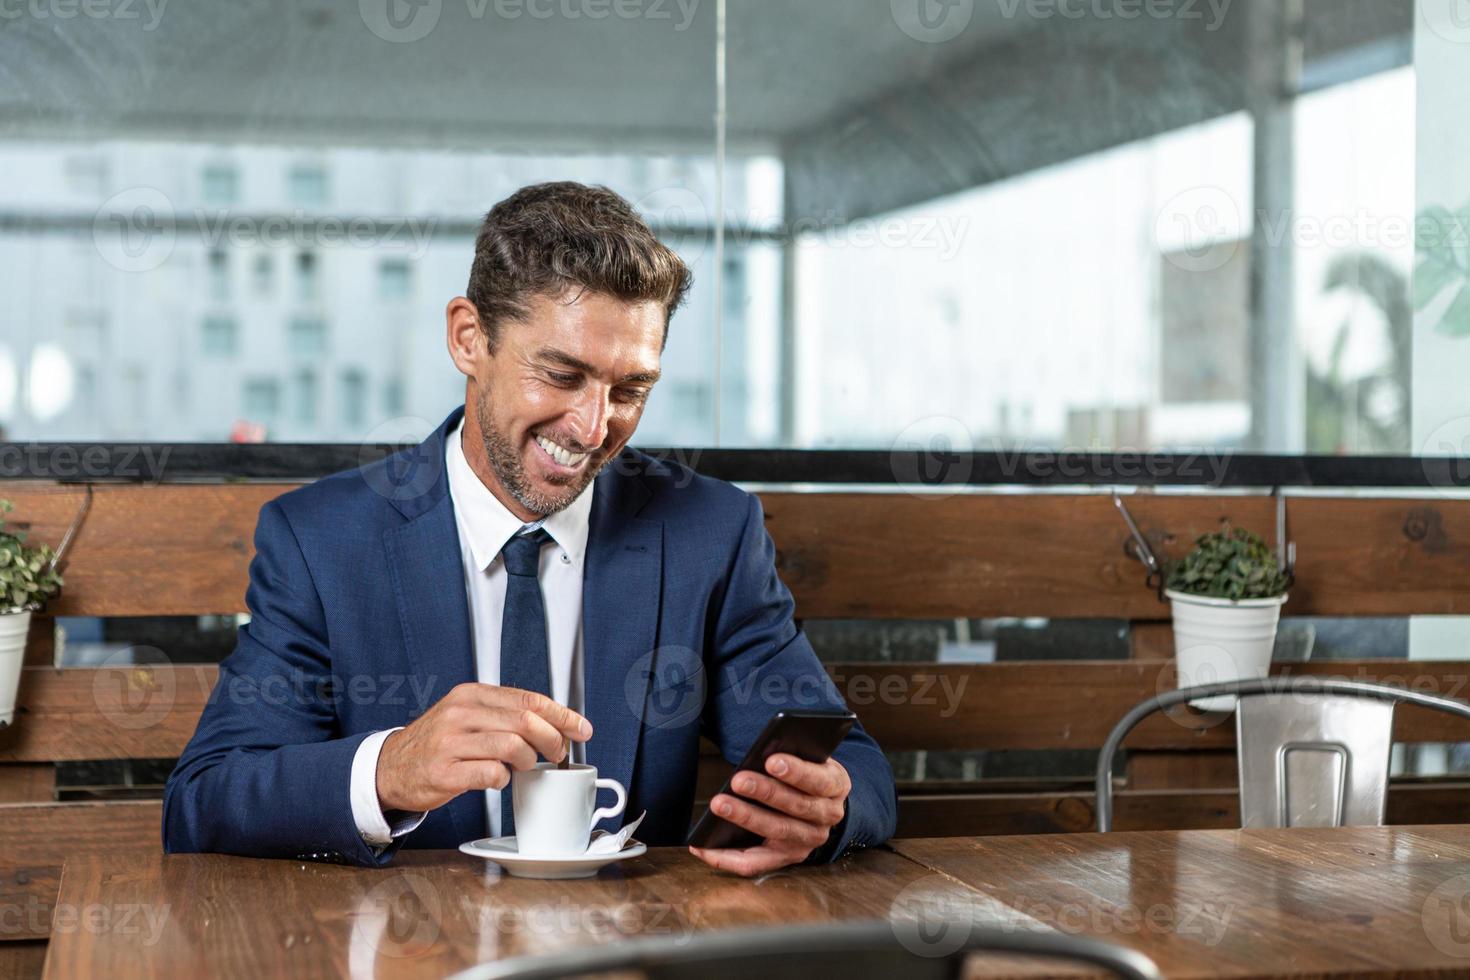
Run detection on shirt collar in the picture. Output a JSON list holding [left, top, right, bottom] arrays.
[[445, 414, 594, 572]]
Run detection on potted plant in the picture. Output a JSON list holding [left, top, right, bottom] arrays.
[[1165, 522, 1290, 712], [0, 500, 63, 728]]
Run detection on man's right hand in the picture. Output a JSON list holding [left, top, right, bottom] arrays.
[[375, 683, 593, 813]]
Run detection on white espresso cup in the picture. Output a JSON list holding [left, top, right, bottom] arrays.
[[512, 763, 627, 857]]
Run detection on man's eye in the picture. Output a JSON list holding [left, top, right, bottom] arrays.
[[617, 388, 650, 403], [547, 372, 579, 385]]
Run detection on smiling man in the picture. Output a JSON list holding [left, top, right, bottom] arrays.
[[163, 182, 897, 875]]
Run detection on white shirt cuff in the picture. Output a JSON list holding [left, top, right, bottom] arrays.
[[351, 728, 427, 846]]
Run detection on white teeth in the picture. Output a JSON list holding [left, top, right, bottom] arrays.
[[536, 435, 587, 468]]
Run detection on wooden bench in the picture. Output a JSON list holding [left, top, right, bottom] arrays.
[[3, 481, 1470, 967]]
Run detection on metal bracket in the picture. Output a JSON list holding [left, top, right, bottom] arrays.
[[47, 484, 93, 574], [1113, 493, 1166, 603], [1273, 487, 1297, 588]]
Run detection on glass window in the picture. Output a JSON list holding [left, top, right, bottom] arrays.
[[201, 316, 237, 356], [202, 164, 238, 205], [288, 164, 328, 207], [288, 317, 327, 356], [341, 369, 367, 430], [292, 369, 317, 426], [379, 259, 411, 301], [241, 379, 280, 422], [252, 254, 273, 297], [0, 1, 1418, 452], [295, 251, 319, 304], [206, 250, 229, 302]]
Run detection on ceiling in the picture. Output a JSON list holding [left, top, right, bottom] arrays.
[[0, 0, 1034, 150]]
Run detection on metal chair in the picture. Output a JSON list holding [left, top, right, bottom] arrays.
[[447, 920, 1164, 980], [1095, 677, 1470, 832]]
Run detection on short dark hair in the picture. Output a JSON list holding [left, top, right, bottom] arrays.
[[466, 181, 692, 352]]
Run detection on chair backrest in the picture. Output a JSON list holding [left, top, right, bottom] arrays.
[[1095, 678, 1470, 832], [1236, 692, 1396, 828], [446, 920, 1164, 980]]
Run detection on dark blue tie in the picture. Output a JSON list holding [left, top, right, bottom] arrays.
[[499, 526, 552, 838]]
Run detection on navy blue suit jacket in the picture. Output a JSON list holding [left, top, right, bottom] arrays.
[[163, 406, 897, 866]]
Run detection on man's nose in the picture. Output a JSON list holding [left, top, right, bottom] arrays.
[[572, 389, 610, 450]]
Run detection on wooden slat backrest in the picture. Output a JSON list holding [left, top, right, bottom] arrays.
[[4, 660, 1468, 762], [4, 480, 1470, 944], [3, 482, 1470, 619]]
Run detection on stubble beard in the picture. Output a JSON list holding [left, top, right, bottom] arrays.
[[473, 387, 607, 517]]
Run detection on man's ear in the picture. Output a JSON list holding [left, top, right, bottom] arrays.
[[446, 297, 486, 379]]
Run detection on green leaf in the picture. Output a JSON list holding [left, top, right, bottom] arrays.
[[1437, 284, 1470, 337]]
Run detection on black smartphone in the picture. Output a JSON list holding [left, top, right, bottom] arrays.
[[686, 708, 857, 850]]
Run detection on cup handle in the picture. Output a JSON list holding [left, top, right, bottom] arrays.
[[590, 778, 627, 829]]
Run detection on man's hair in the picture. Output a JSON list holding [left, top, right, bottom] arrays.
[[466, 181, 692, 352]]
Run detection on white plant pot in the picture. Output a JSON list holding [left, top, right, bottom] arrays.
[[1167, 590, 1286, 712], [0, 610, 31, 728]]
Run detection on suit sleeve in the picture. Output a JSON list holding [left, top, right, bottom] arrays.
[[162, 499, 400, 867], [704, 493, 898, 860]]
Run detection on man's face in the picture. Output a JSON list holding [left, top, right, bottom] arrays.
[[461, 289, 664, 518]]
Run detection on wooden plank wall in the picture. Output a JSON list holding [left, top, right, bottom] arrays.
[[5, 481, 1470, 946]]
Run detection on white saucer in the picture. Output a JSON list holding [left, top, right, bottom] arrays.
[[458, 833, 648, 879]]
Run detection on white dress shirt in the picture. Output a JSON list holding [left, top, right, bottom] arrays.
[[349, 415, 594, 845]]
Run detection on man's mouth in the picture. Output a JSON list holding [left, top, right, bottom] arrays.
[[533, 434, 590, 473]]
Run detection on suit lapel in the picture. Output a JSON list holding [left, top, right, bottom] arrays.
[[582, 456, 661, 831], [381, 407, 483, 842]]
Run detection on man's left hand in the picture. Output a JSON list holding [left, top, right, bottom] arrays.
[[689, 754, 851, 877]]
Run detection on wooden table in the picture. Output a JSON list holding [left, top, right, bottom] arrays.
[[38, 827, 1470, 978]]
